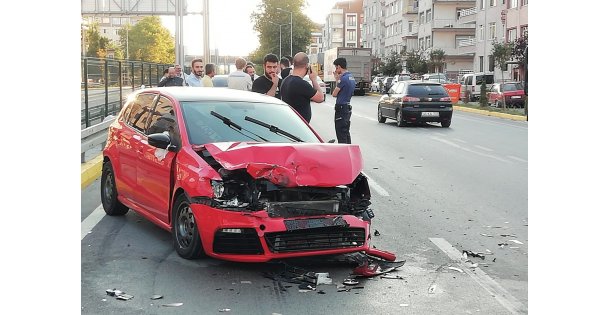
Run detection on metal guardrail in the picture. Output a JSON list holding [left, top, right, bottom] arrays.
[[81, 116, 115, 163]]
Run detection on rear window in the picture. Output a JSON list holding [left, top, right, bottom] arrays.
[[503, 83, 523, 91], [407, 84, 448, 97], [475, 75, 494, 85], [397, 75, 411, 81]]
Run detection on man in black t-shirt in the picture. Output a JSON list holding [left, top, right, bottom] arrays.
[[279, 52, 324, 123], [252, 53, 280, 98]]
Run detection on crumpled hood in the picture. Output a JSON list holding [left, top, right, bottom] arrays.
[[202, 142, 363, 187]]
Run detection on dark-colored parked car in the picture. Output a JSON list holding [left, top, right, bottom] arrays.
[[487, 82, 526, 108], [101, 87, 394, 263], [377, 80, 453, 128]]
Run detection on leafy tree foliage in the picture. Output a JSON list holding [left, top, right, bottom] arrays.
[[479, 79, 489, 107], [119, 16, 174, 63], [85, 23, 110, 58], [379, 51, 402, 76], [512, 33, 528, 65], [428, 49, 446, 73], [404, 50, 428, 74], [491, 40, 513, 83], [250, 0, 315, 63]]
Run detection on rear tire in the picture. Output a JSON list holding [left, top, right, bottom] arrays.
[[396, 109, 406, 127], [101, 161, 129, 216], [172, 194, 205, 259], [377, 106, 386, 123]]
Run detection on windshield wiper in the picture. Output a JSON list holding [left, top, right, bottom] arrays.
[[245, 116, 303, 142], [210, 111, 268, 142]]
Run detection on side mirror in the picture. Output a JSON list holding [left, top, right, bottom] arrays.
[[148, 133, 177, 151]]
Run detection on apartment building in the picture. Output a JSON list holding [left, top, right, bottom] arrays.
[[82, 15, 142, 43], [308, 32, 324, 55], [356, 0, 528, 81], [323, 0, 364, 51]]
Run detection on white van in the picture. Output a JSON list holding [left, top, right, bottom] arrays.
[[459, 72, 494, 101]]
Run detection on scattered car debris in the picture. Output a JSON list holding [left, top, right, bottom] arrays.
[[492, 258, 496, 262], [400, 304, 409, 307], [162, 303, 184, 307], [500, 234, 517, 237], [349, 253, 405, 277], [480, 233, 493, 237], [380, 274, 405, 280], [298, 283, 315, 291], [498, 243, 509, 248], [343, 278, 359, 285], [105, 289, 133, 301], [509, 240, 524, 245], [150, 295, 163, 300], [462, 250, 485, 260], [218, 308, 231, 312], [315, 273, 333, 285], [317, 290, 326, 294], [116, 294, 134, 301], [428, 284, 437, 294], [374, 230, 381, 236], [240, 281, 252, 284], [509, 247, 520, 249], [448, 267, 464, 273]]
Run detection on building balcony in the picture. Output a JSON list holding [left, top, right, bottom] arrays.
[[403, 5, 418, 15], [432, 19, 476, 30], [457, 7, 477, 24]]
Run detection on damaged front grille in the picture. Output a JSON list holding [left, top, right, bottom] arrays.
[[264, 227, 366, 253], [213, 228, 264, 255]]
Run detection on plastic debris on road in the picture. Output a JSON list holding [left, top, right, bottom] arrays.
[[219, 309, 231, 312], [448, 267, 464, 273], [428, 284, 437, 294], [105, 288, 133, 301], [162, 303, 184, 307], [509, 240, 524, 244], [374, 230, 381, 236], [315, 273, 333, 285], [150, 295, 163, 300]]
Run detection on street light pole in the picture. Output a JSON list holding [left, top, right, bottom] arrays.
[[277, 8, 293, 56], [269, 21, 287, 58]]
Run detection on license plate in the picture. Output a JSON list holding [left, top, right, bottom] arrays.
[[511, 96, 521, 99], [284, 217, 349, 231], [421, 112, 439, 117]]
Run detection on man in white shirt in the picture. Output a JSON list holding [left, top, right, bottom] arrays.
[[227, 57, 252, 91]]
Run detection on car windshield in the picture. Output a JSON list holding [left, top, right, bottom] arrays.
[[180, 101, 321, 145], [503, 83, 524, 91], [407, 84, 449, 97]]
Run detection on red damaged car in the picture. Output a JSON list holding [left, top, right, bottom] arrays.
[[101, 88, 391, 263]]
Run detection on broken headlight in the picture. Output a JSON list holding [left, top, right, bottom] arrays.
[[211, 180, 225, 198]]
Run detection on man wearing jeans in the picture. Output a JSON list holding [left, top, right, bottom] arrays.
[[331, 57, 356, 144]]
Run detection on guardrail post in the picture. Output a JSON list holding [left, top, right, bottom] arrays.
[[118, 60, 122, 112], [104, 59, 109, 118], [84, 58, 90, 127], [131, 62, 135, 90], [140, 61, 144, 87], [148, 63, 152, 87]]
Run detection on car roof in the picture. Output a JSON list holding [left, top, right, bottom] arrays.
[[403, 80, 442, 86], [138, 87, 286, 104]]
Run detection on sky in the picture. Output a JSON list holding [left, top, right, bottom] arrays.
[[161, 0, 339, 57]]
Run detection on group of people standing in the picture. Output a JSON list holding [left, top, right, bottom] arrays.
[[157, 51, 356, 144]]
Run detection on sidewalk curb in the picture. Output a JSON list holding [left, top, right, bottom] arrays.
[[81, 154, 103, 189]]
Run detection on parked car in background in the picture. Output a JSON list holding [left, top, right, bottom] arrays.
[[382, 77, 394, 94], [303, 74, 328, 101], [377, 80, 453, 128], [392, 73, 412, 84], [371, 76, 384, 93], [101, 87, 385, 263], [211, 74, 229, 87], [421, 73, 449, 83], [487, 82, 526, 108], [459, 72, 494, 101]]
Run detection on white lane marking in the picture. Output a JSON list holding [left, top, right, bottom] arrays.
[[430, 238, 528, 315], [81, 205, 106, 240], [507, 155, 528, 163], [361, 171, 389, 196], [474, 144, 494, 152], [321, 102, 377, 122], [430, 136, 512, 163], [454, 138, 467, 143]]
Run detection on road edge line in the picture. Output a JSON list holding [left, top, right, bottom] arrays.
[[82, 204, 106, 240]]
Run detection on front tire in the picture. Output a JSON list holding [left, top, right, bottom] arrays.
[[377, 106, 386, 123], [101, 161, 129, 216], [441, 120, 451, 128], [172, 194, 204, 259], [396, 109, 406, 127]]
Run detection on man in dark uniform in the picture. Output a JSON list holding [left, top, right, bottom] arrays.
[[331, 57, 356, 144], [252, 53, 280, 98]]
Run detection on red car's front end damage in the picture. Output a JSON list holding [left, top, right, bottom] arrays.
[[183, 142, 385, 263]]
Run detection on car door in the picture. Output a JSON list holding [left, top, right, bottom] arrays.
[[488, 84, 499, 103], [386, 82, 404, 118], [117, 93, 157, 203], [137, 94, 180, 224]]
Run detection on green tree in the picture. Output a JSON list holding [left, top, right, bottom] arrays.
[[85, 23, 110, 58], [379, 51, 403, 76], [250, 0, 315, 63], [404, 50, 428, 74], [479, 79, 489, 107], [119, 16, 174, 63], [428, 49, 446, 73], [491, 40, 513, 84]]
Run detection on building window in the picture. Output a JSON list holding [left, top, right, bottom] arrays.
[[479, 56, 484, 72], [508, 0, 517, 8], [507, 28, 517, 42], [348, 29, 356, 41], [419, 12, 424, 24], [419, 38, 425, 50], [490, 0, 497, 6], [521, 25, 528, 37], [426, 10, 432, 23], [408, 21, 413, 32], [426, 36, 432, 49], [480, 0, 485, 10], [347, 43, 355, 47], [521, 0, 528, 6], [347, 15, 356, 27], [488, 55, 495, 70], [479, 25, 485, 41], [489, 23, 496, 40]]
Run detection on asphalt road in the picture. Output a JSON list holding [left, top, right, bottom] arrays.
[[81, 94, 528, 314]]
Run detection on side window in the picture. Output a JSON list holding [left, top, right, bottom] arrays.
[[125, 93, 157, 133], [146, 96, 181, 147], [464, 76, 472, 85], [395, 82, 405, 94]]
